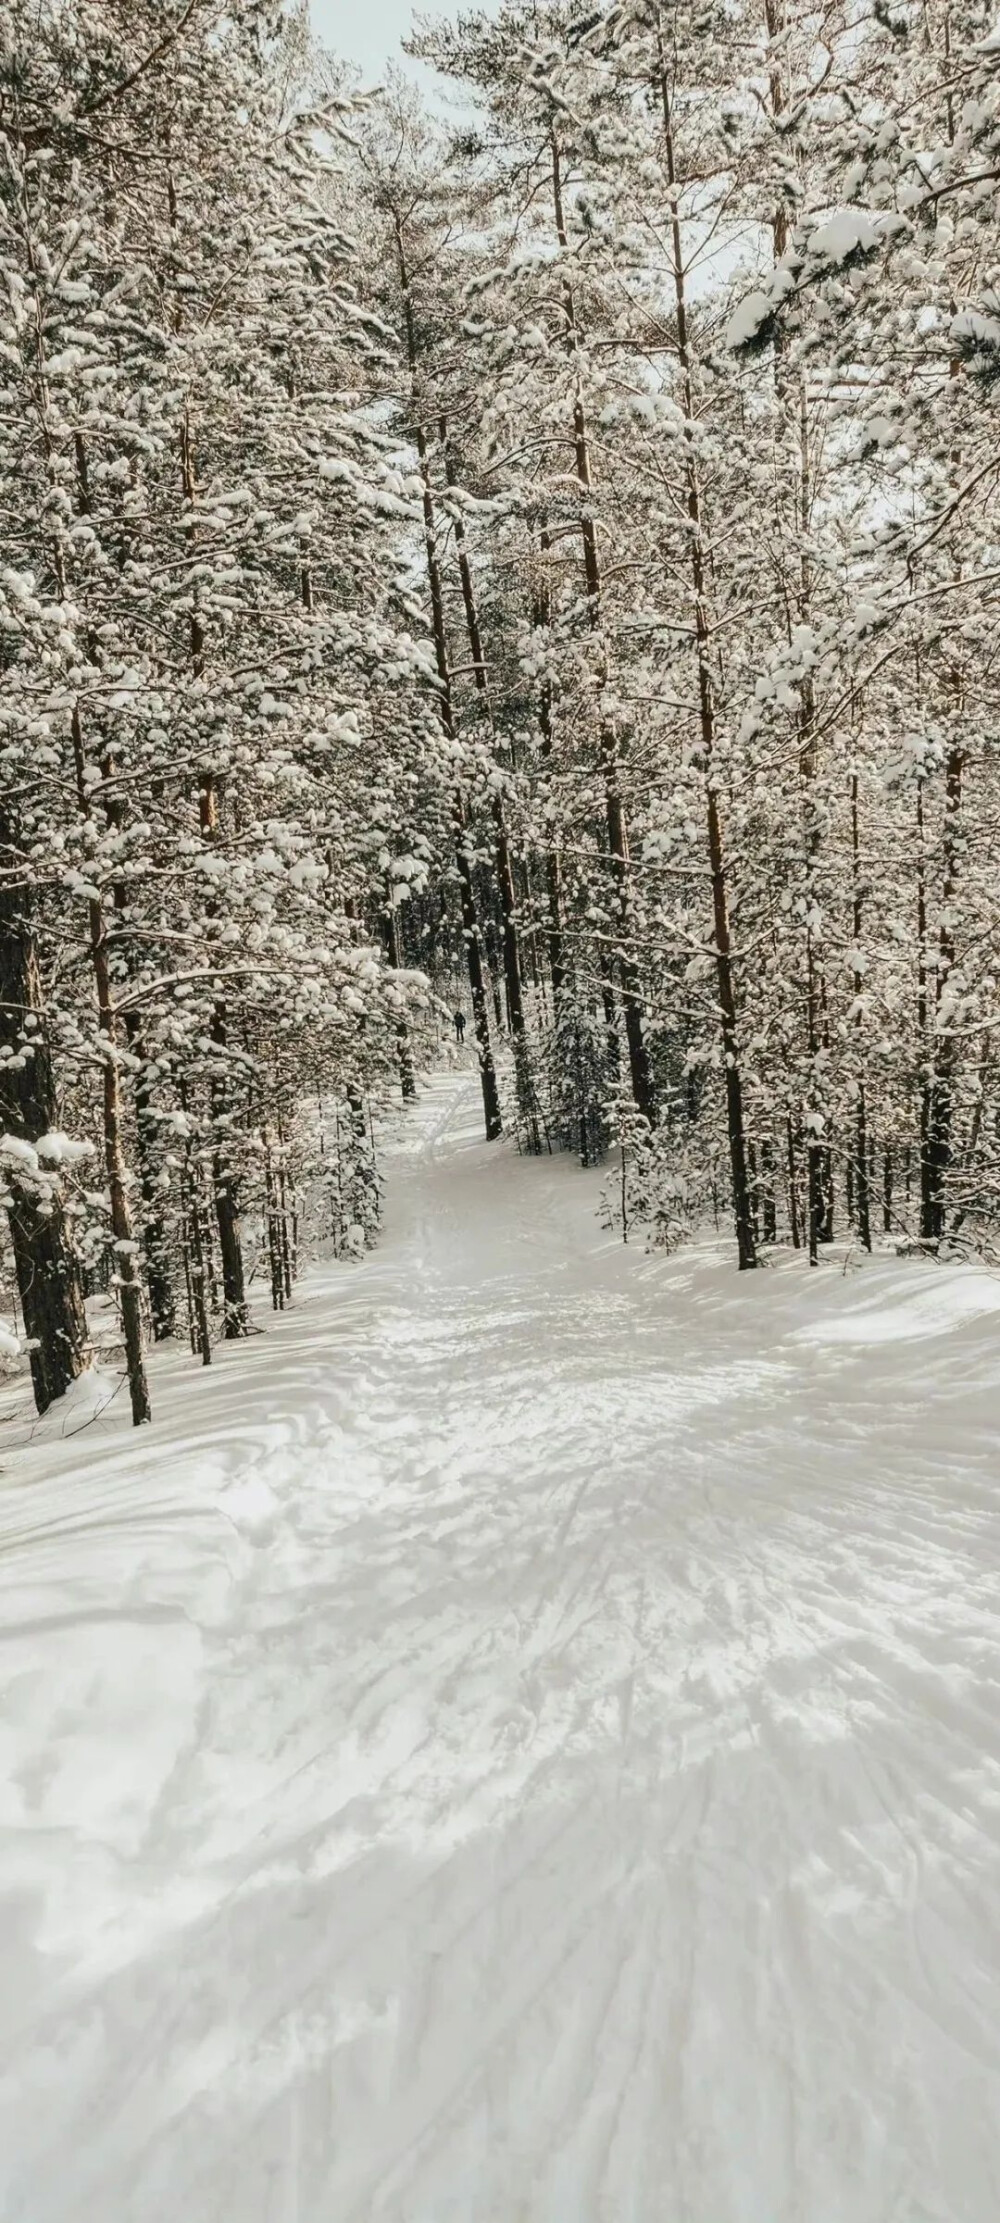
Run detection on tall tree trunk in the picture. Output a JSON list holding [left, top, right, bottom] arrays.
[[124, 1020, 177, 1339], [200, 766, 248, 1338], [264, 1140, 285, 1310], [655, 48, 756, 1266], [787, 1117, 801, 1250], [483, 914, 506, 1034], [518, 861, 541, 991], [0, 865, 89, 1413], [761, 1138, 777, 1244], [533, 516, 566, 1004], [793, 399, 830, 1264], [71, 710, 150, 1425], [917, 772, 933, 1237], [923, 740, 964, 1240], [850, 769, 872, 1251], [182, 412, 249, 1337], [456, 825, 502, 1140], [110, 853, 175, 1339], [442, 420, 541, 1151], [550, 132, 655, 1128], [179, 1079, 211, 1364], [762, 22, 834, 1253], [393, 215, 501, 1141], [596, 943, 621, 1089], [381, 886, 417, 1102], [208, 995, 248, 1336], [276, 1109, 293, 1300], [76, 429, 177, 1342]]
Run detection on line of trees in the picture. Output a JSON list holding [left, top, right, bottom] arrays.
[[357, 0, 1000, 1267], [3, 0, 1000, 1421], [0, 0, 449, 1420]]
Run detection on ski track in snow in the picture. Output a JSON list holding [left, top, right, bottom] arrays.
[[2, 1071, 1000, 2222]]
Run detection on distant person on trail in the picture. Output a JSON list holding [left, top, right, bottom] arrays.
[[454, 1010, 466, 1044]]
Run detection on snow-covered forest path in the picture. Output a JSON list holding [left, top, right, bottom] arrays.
[[3, 1071, 1000, 2223]]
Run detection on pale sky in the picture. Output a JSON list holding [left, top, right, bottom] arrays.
[[308, 0, 459, 81]]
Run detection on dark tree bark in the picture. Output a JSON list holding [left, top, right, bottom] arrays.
[[75, 431, 177, 1341], [655, 54, 756, 1265], [124, 1023, 177, 1339], [850, 770, 872, 1252], [208, 999, 249, 1338], [483, 915, 506, 1034], [276, 1109, 293, 1300], [382, 888, 417, 1103], [264, 1142, 285, 1310], [786, 1118, 801, 1251], [198, 749, 248, 1338], [442, 420, 541, 1152], [760, 59, 831, 1263], [533, 517, 566, 1004], [70, 710, 150, 1426], [393, 213, 502, 1143], [183, 406, 249, 1339], [596, 943, 621, 1088], [550, 130, 655, 1131], [761, 1138, 777, 1244], [922, 741, 964, 1241], [179, 1080, 211, 1365], [0, 869, 89, 1413], [916, 774, 932, 1236]]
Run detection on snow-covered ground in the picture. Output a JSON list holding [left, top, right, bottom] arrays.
[[2, 1072, 1000, 2223]]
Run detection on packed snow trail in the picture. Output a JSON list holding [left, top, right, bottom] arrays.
[[2, 1072, 1000, 2223]]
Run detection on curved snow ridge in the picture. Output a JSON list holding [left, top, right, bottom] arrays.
[[790, 1260, 1000, 1346]]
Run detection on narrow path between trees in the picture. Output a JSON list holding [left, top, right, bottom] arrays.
[[2, 1072, 999, 2222]]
